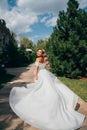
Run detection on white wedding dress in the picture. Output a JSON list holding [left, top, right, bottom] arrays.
[[9, 61, 85, 130]]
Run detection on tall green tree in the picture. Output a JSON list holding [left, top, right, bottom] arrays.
[[6, 32, 20, 67], [46, 0, 87, 78]]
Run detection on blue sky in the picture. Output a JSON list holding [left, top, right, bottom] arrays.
[[0, 0, 87, 43]]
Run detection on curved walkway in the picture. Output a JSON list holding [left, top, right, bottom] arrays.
[[0, 64, 87, 130]]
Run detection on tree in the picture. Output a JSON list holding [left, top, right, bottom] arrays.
[[5, 32, 20, 67], [20, 37, 33, 49], [33, 39, 49, 60], [35, 39, 48, 50], [46, 0, 87, 78], [19, 37, 34, 64]]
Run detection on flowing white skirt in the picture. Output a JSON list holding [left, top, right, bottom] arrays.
[[9, 68, 85, 130]]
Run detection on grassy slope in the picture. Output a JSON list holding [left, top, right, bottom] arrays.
[[59, 77, 87, 102]]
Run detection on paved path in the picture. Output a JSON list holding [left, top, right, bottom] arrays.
[[0, 64, 36, 130], [0, 64, 87, 130]]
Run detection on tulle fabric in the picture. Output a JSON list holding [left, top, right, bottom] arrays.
[[9, 62, 85, 130]]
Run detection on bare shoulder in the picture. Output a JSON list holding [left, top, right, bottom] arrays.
[[36, 57, 44, 63], [36, 58, 40, 62]]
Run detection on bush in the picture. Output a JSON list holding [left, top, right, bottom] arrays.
[[71, 69, 81, 78], [0, 63, 6, 75]]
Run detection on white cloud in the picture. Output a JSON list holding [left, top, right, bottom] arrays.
[[78, 0, 87, 8], [40, 15, 57, 27], [46, 16, 58, 27], [6, 7, 38, 34], [0, 0, 8, 11], [0, 0, 87, 42], [17, 0, 68, 14], [17, 0, 86, 15], [40, 16, 49, 23], [0, 0, 38, 34]]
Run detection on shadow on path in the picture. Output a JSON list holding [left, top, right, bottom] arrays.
[[0, 64, 35, 130]]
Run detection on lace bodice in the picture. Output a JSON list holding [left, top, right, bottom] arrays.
[[35, 61, 45, 70]]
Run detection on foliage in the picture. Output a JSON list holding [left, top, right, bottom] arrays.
[[34, 39, 48, 55], [34, 39, 48, 50], [0, 19, 34, 68], [0, 19, 8, 73], [19, 37, 34, 64], [20, 37, 33, 49], [33, 39, 49, 61], [0, 73, 15, 89], [0, 51, 6, 74], [46, 0, 87, 78]]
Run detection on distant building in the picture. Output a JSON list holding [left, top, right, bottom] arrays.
[[26, 48, 33, 52]]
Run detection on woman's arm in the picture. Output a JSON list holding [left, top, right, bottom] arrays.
[[34, 58, 40, 80], [34, 65, 39, 80], [34, 57, 43, 80]]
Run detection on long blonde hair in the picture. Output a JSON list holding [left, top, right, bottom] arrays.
[[37, 48, 51, 70]]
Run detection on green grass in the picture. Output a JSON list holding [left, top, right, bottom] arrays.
[[0, 74, 15, 89], [58, 77, 87, 102]]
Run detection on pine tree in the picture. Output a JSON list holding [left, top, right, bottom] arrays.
[[46, 0, 87, 78]]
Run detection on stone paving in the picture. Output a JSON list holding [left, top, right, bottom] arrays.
[[0, 64, 87, 130]]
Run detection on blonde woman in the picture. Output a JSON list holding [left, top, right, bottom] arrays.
[[9, 48, 86, 130]]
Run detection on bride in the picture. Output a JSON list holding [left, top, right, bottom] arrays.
[[9, 48, 86, 130]]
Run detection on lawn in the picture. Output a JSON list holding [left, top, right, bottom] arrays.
[[0, 74, 15, 89], [59, 77, 87, 102]]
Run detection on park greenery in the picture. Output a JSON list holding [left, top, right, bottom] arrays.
[[36, 0, 87, 78], [0, 22, 34, 71], [46, 0, 87, 78], [0, 0, 87, 79]]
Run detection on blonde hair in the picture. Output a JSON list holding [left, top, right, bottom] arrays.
[[37, 48, 51, 70]]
